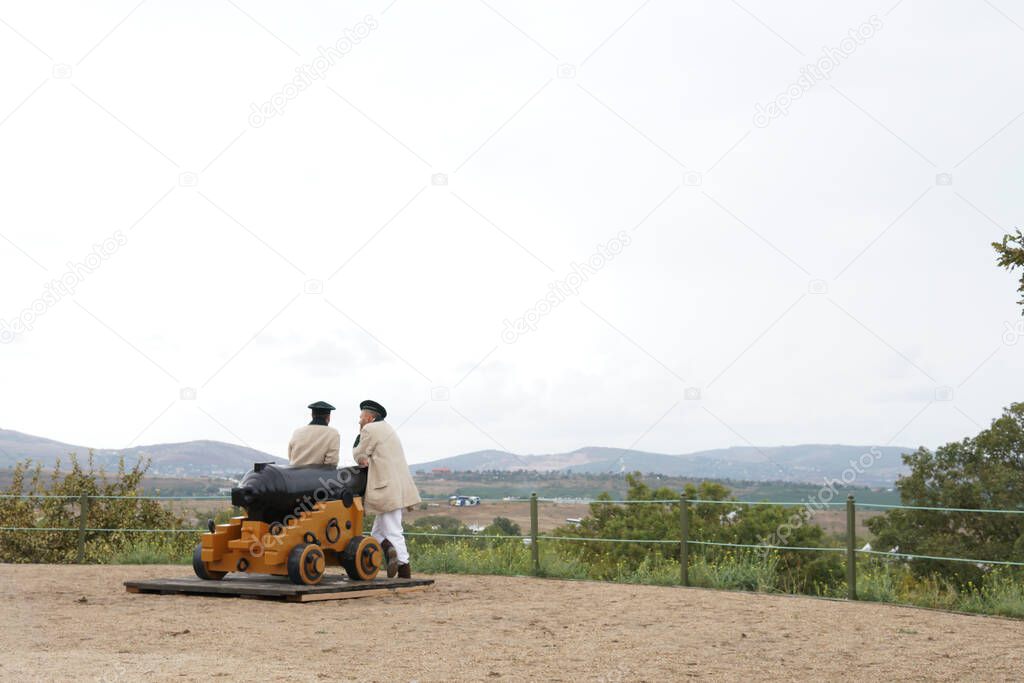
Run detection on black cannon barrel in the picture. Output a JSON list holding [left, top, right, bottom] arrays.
[[231, 463, 367, 524]]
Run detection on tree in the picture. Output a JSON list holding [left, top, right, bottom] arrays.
[[993, 228, 1024, 310], [483, 516, 521, 537], [406, 514, 473, 547], [408, 514, 470, 533], [551, 473, 840, 591], [867, 403, 1024, 582]]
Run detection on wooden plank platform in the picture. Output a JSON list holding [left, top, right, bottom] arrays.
[[124, 574, 434, 603]]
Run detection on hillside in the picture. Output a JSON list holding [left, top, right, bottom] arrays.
[[414, 444, 912, 486], [0, 429, 282, 477]]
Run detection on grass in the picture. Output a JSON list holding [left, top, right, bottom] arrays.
[[690, 549, 779, 592], [956, 573, 1024, 618], [94, 534, 1024, 620], [411, 539, 778, 591], [850, 563, 1024, 619], [106, 538, 191, 565], [412, 539, 1024, 619]]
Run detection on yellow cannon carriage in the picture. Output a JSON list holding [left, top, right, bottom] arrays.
[[193, 463, 382, 585]]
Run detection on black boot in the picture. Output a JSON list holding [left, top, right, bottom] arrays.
[[397, 562, 411, 579], [381, 539, 398, 579]]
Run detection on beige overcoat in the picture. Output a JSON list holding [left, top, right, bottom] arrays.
[[288, 424, 340, 466], [352, 420, 421, 514]]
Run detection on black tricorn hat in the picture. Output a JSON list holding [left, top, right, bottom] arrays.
[[308, 401, 336, 412], [359, 399, 386, 419]]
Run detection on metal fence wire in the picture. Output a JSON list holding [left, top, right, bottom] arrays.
[[3, 492, 1023, 596]]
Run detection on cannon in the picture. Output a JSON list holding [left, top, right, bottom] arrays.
[[193, 462, 382, 585]]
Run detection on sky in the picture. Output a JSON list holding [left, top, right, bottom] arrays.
[[1, 0, 1022, 466]]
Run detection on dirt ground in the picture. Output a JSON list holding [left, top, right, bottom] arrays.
[[2, 564, 1022, 682]]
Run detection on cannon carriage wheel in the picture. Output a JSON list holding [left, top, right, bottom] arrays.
[[287, 543, 326, 585], [192, 543, 227, 580], [341, 535, 382, 581]]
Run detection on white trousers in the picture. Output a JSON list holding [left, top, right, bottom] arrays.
[[370, 508, 409, 564]]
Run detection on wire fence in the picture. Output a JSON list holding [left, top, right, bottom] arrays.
[[4, 493, 1024, 590]]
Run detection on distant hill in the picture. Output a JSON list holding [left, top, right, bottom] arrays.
[[0, 427, 914, 486], [0, 428, 282, 477], [413, 444, 912, 486]]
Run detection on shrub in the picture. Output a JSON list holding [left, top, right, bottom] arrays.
[[0, 454, 196, 564]]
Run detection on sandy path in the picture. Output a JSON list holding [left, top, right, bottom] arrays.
[[1, 564, 1021, 682]]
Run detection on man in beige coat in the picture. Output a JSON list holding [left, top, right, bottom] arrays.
[[289, 401, 341, 466], [353, 399, 421, 578]]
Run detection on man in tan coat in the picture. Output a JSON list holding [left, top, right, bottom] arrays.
[[289, 401, 341, 466], [353, 399, 421, 578]]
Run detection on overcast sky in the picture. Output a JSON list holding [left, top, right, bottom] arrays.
[[1, 0, 1022, 466]]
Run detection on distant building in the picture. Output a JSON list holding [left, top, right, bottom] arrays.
[[449, 495, 480, 507], [432, 467, 452, 475]]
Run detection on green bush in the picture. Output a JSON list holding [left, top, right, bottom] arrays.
[[406, 515, 474, 547], [547, 474, 839, 592], [0, 454, 196, 564], [483, 516, 521, 537]]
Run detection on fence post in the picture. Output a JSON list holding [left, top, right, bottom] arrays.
[[77, 494, 90, 564], [530, 492, 539, 576], [846, 494, 857, 600], [679, 495, 690, 586]]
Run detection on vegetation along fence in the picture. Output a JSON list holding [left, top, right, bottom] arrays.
[[3, 492, 1024, 604]]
